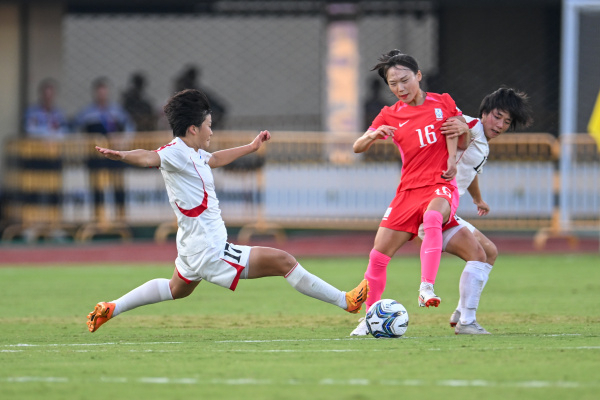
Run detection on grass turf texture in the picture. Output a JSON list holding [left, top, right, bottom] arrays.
[[1, 254, 599, 400]]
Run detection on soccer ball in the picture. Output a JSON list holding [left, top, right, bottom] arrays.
[[366, 299, 409, 338]]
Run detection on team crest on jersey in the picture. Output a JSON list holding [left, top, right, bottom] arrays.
[[435, 108, 444, 120]]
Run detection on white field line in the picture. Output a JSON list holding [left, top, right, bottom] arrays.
[[2, 340, 598, 353], [215, 338, 365, 343], [1, 333, 583, 349], [1, 376, 598, 388], [2, 342, 183, 348], [2, 346, 597, 354], [215, 333, 583, 343]]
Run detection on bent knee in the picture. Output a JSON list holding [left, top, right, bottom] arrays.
[[485, 242, 498, 264], [474, 247, 487, 262], [279, 251, 297, 275]]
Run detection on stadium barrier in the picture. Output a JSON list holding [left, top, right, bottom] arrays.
[[1, 132, 598, 247]]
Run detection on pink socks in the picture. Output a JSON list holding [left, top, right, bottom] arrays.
[[420, 210, 443, 284], [364, 248, 391, 311]]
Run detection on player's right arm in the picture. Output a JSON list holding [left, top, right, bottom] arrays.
[[95, 146, 161, 168], [442, 134, 458, 180], [353, 126, 396, 153], [441, 117, 471, 150]]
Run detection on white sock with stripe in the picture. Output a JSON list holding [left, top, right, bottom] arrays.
[[459, 261, 493, 324], [284, 263, 347, 309], [112, 278, 174, 317]]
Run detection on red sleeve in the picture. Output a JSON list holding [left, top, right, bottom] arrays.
[[442, 93, 462, 117], [368, 107, 388, 131]]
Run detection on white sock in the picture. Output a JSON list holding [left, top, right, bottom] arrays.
[[112, 278, 174, 317], [285, 263, 347, 309], [458, 261, 492, 324]]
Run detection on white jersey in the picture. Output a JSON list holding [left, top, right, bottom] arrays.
[[417, 115, 489, 245], [156, 137, 227, 256], [455, 115, 489, 196]]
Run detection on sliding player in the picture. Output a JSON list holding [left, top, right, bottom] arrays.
[[86, 89, 369, 333]]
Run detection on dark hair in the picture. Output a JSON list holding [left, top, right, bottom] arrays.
[[371, 49, 420, 84], [163, 89, 212, 137], [479, 87, 534, 131]]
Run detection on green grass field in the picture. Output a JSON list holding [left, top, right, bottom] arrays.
[[1, 253, 599, 400]]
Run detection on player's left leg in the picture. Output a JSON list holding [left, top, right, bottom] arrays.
[[419, 196, 451, 307], [248, 246, 368, 313], [473, 228, 498, 265], [444, 224, 492, 334]]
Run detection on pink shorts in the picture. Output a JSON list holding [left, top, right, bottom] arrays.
[[380, 183, 459, 238]]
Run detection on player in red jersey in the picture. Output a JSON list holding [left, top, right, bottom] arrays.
[[351, 50, 469, 334]]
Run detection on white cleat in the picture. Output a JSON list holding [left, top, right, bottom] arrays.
[[455, 320, 491, 335], [449, 310, 461, 327], [418, 283, 441, 308], [349, 317, 369, 336]]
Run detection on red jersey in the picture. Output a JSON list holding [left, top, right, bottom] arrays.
[[369, 92, 462, 192]]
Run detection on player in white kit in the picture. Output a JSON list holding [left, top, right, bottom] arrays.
[[432, 87, 533, 334], [87, 89, 368, 333]]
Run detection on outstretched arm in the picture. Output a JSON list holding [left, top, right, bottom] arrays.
[[208, 130, 271, 168], [95, 146, 161, 168], [467, 175, 490, 216]]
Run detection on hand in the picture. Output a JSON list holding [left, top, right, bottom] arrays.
[[473, 198, 490, 216], [368, 125, 396, 140], [95, 146, 123, 161], [251, 130, 271, 151], [440, 118, 469, 139], [442, 158, 457, 180]]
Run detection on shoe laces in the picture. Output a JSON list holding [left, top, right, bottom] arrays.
[[419, 283, 435, 295], [472, 321, 484, 330]]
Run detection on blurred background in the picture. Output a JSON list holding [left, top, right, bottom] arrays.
[[0, 0, 598, 251]]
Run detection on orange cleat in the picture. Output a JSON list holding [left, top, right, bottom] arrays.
[[87, 302, 115, 333], [345, 279, 369, 314]]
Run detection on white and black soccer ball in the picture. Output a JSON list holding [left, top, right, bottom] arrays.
[[366, 299, 409, 338]]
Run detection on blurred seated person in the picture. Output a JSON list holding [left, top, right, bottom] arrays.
[[73, 77, 135, 135], [121, 72, 157, 132], [24, 78, 69, 139]]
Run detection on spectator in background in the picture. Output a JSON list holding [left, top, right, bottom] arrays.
[[24, 78, 69, 138], [73, 77, 135, 135], [363, 78, 389, 131], [173, 65, 228, 129], [122, 72, 157, 132]]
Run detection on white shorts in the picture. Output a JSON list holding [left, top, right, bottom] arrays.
[[175, 242, 251, 291], [417, 215, 476, 251]]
